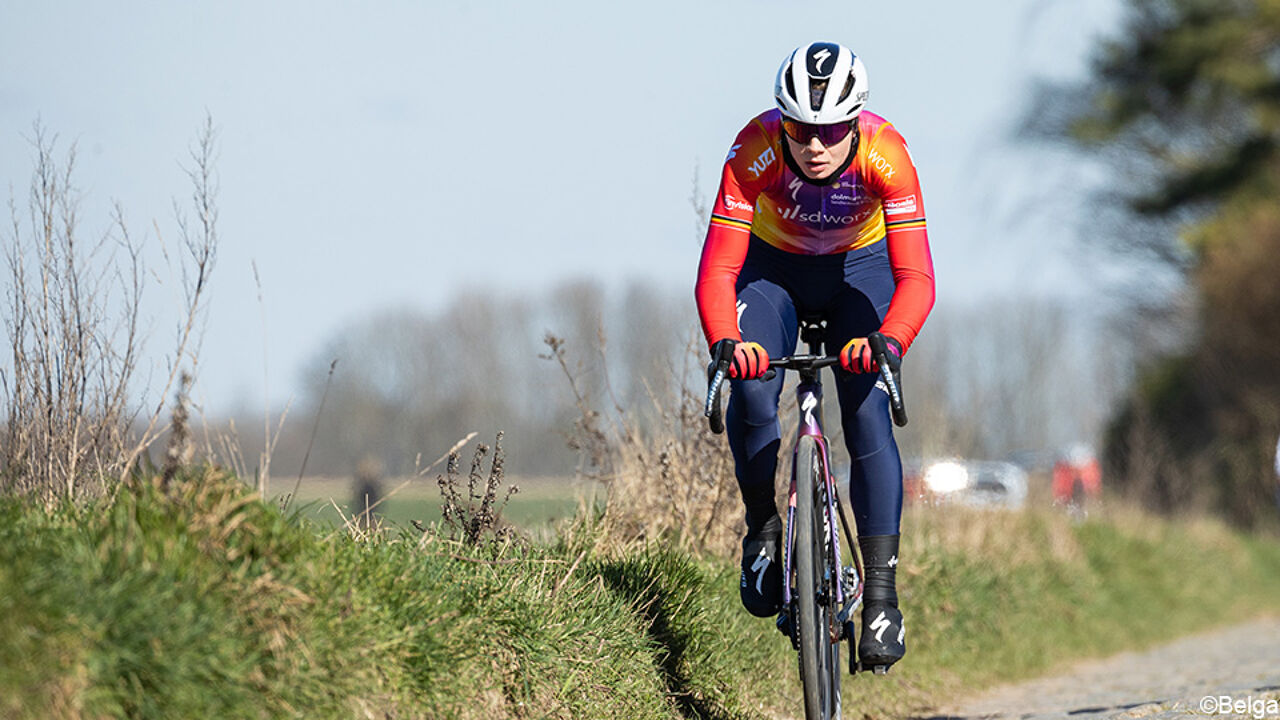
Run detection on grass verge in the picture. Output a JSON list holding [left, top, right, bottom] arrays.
[[1, 472, 1278, 719]]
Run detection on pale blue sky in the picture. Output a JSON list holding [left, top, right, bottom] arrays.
[[1, 0, 1122, 412]]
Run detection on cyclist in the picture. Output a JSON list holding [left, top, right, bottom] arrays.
[[695, 42, 935, 671]]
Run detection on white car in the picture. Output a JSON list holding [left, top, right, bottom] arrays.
[[911, 459, 1028, 509]]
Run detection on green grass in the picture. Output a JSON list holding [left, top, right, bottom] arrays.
[[2, 472, 1279, 719], [281, 476, 597, 533]]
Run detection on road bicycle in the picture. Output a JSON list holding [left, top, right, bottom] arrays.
[[705, 319, 907, 720]]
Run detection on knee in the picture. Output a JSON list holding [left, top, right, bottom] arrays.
[[729, 377, 783, 428], [842, 390, 894, 455]]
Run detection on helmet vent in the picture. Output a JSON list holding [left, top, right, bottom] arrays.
[[809, 79, 828, 112], [838, 71, 855, 103]]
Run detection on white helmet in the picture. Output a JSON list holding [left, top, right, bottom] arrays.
[[774, 42, 869, 124]]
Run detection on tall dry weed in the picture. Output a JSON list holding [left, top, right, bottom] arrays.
[[545, 331, 744, 556], [2, 119, 218, 503], [435, 432, 519, 546]]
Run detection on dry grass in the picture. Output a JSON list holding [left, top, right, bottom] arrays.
[[544, 331, 743, 557]]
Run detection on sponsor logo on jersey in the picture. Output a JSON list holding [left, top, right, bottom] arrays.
[[723, 194, 754, 213], [747, 147, 776, 178], [726, 143, 742, 161], [830, 191, 873, 207], [788, 177, 803, 202], [779, 205, 860, 225], [884, 195, 917, 216], [867, 147, 896, 180]]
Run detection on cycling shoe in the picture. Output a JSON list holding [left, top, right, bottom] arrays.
[[739, 515, 782, 617]]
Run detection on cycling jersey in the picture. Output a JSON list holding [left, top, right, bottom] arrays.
[[695, 109, 935, 352]]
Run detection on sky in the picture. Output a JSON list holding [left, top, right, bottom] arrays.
[[1, 0, 1125, 414]]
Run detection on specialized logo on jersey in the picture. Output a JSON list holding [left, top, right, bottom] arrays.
[[747, 147, 776, 178], [788, 177, 803, 202], [726, 143, 742, 161], [806, 43, 840, 77]]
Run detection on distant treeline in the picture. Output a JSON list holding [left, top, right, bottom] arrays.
[[210, 278, 1127, 486]]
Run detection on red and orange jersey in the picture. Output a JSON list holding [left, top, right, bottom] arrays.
[[708, 109, 925, 254], [696, 109, 935, 351]]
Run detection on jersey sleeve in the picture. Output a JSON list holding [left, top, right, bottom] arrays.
[[695, 120, 774, 348], [864, 124, 935, 352]]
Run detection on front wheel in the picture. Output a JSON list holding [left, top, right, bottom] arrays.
[[795, 436, 840, 719]]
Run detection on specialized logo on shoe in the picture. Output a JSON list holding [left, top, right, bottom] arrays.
[[897, 624, 905, 645], [870, 611, 891, 643], [736, 300, 747, 332], [751, 549, 771, 594], [887, 555, 898, 568]]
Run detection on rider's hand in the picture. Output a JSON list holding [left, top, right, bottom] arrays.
[[840, 335, 902, 374], [729, 341, 770, 380]]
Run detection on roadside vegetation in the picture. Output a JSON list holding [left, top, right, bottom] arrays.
[[1066, 0, 1280, 528], [3, 458, 1280, 719]]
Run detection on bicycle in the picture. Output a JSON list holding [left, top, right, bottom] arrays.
[[704, 319, 907, 720]]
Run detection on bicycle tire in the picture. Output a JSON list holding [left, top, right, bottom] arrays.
[[795, 436, 840, 719]]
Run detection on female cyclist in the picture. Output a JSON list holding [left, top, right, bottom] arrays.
[[694, 41, 935, 671]]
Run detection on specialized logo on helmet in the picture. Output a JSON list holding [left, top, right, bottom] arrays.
[[806, 42, 841, 77]]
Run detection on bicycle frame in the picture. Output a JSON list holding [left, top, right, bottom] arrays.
[[781, 372, 845, 612]]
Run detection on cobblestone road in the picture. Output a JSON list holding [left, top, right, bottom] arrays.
[[918, 617, 1280, 720]]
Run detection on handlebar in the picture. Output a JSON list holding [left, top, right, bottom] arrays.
[[703, 336, 908, 433], [868, 332, 908, 428]]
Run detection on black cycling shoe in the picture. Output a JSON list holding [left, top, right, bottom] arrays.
[[739, 515, 782, 617], [857, 603, 905, 673]]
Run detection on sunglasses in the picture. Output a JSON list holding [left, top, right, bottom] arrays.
[[781, 118, 856, 146]]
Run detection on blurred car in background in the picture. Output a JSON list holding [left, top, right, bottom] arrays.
[[904, 458, 1028, 509]]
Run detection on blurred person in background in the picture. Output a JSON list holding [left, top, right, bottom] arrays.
[[1052, 443, 1102, 510], [695, 41, 935, 671]]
